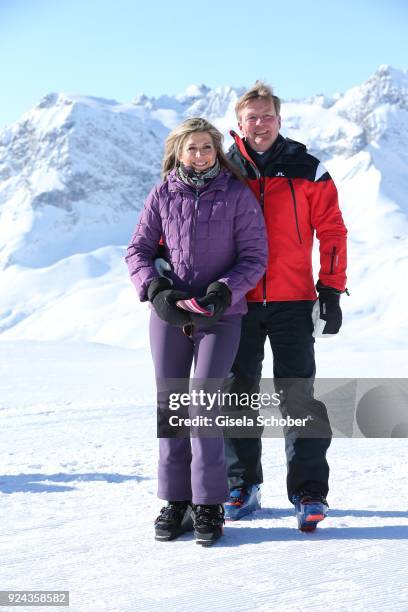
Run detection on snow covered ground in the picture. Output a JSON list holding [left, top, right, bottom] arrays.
[[1, 341, 407, 611]]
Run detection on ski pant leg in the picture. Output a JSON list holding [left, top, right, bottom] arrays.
[[224, 304, 267, 488], [150, 312, 242, 504], [149, 311, 194, 502], [190, 315, 242, 505], [267, 301, 332, 501]]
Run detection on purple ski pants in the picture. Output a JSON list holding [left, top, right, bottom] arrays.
[[149, 310, 242, 504]]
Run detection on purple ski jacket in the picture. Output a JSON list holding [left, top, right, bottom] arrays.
[[126, 167, 267, 315]]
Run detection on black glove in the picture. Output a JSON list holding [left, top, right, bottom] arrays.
[[148, 277, 191, 327], [192, 281, 232, 326], [312, 281, 343, 337]]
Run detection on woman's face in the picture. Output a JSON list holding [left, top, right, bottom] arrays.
[[178, 131, 217, 172]]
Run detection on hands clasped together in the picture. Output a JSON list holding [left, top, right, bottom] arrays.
[[147, 277, 232, 328]]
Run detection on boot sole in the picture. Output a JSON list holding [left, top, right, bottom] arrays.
[[297, 511, 327, 532], [155, 525, 194, 541], [155, 517, 194, 541], [194, 527, 223, 546]]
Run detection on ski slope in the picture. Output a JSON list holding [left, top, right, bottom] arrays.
[[1, 341, 407, 611]]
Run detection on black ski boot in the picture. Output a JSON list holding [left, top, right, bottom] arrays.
[[154, 501, 193, 541], [192, 504, 225, 546]]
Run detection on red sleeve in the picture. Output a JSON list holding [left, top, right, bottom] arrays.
[[308, 176, 348, 292]]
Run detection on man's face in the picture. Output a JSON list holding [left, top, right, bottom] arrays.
[[238, 98, 281, 152]]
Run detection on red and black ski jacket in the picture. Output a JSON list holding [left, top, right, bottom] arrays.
[[227, 132, 348, 302]]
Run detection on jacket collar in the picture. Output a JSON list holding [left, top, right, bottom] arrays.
[[229, 131, 308, 166], [167, 166, 231, 194], [230, 131, 255, 166]]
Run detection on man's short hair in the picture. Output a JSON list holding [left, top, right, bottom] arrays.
[[235, 80, 281, 120]]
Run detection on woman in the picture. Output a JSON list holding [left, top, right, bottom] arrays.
[[126, 117, 267, 546]]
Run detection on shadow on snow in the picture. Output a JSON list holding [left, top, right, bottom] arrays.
[[255, 507, 408, 519], [0, 472, 148, 493], [214, 506, 408, 545], [219, 524, 408, 544]]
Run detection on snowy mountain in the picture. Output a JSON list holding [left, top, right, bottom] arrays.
[[0, 65, 407, 355], [0, 93, 168, 269]]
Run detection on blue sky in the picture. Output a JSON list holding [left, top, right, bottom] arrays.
[[0, 0, 407, 128]]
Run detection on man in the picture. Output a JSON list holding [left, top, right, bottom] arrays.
[[223, 82, 348, 530]]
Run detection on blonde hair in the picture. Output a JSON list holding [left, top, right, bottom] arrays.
[[162, 117, 243, 181], [235, 80, 281, 120]]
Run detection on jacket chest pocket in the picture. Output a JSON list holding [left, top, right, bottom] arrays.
[[196, 200, 233, 252]]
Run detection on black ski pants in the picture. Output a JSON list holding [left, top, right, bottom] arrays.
[[224, 301, 332, 501]]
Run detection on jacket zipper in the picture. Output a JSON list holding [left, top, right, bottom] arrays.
[[241, 157, 267, 306], [259, 179, 267, 306], [189, 189, 200, 284], [330, 246, 337, 274], [287, 178, 302, 245]]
